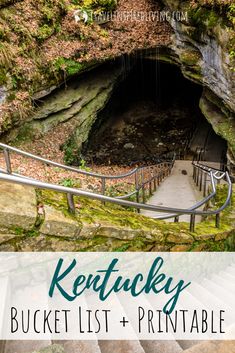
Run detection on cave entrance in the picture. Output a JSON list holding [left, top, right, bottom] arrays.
[[82, 58, 227, 165]]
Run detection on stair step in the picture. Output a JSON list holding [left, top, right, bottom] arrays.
[[4, 341, 51, 353], [141, 340, 183, 353], [202, 279, 234, 307], [191, 282, 232, 313], [223, 266, 235, 277], [219, 271, 235, 281], [183, 341, 235, 353], [99, 340, 145, 353], [55, 340, 101, 353], [176, 341, 200, 350], [211, 274, 235, 292]]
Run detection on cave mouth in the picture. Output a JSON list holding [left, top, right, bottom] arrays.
[[82, 58, 227, 166]]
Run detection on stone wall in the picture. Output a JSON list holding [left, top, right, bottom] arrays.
[[0, 181, 234, 252]]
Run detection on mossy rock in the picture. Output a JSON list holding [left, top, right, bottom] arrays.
[[180, 50, 201, 66]]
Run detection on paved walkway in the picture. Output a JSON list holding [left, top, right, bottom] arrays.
[[141, 160, 203, 222]]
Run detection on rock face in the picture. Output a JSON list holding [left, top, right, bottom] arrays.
[[7, 64, 124, 165], [168, 18, 234, 112], [199, 89, 235, 166], [0, 0, 234, 171], [9, 64, 123, 144], [158, 0, 235, 168], [160, 0, 235, 108]]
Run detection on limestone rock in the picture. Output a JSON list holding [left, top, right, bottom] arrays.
[[98, 226, 142, 240], [79, 224, 100, 238], [14, 65, 123, 143], [215, 231, 230, 241], [40, 205, 81, 238], [170, 244, 191, 252], [151, 245, 171, 252], [0, 233, 19, 244], [194, 232, 215, 241], [0, 181, 37, 230], [191, 243, 207, 252], [161, 1, 235, 112], [166, 232, 194, 244]]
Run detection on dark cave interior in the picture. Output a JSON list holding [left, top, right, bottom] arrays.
[[82, 59, 227, 165]]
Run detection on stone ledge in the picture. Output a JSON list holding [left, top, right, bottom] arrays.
[[166, 232, 194, 244], [0, 181, 37, 231], [40, 205, 81, 238]]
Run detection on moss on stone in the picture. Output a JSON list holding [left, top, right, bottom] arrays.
[[180, 51, 201, 66], [199, 93, 235, 157], [33, 183, 235, 252]]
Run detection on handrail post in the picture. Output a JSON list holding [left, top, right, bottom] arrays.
[[3, 149, 12, 174], [101, 178, 106, 195], [190, 214, 196, 232], [135, 170, 139, 202], [199, 170, 203, 191], [141, 169, 146, 203], [67, 193, 75, 214], [196, 167, 200, 186], [203, 173, 207, 197], [101, 177, 106, 205], [153, 169, 157, 191], [193, 165, 196, 181], [216, 213, 220, 228], [149, 168, 152, 197], [135, 171, 140, 213]]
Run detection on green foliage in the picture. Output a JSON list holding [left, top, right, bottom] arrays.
[[54, 57, 84, 76], [0, 69, 7, 85], [93, 0, 117, 11], [113, 243, 130, 252], [100, 29, 109, 37], [26, 229, 40, 237], [11, 226, 24, 236], [36, 24, 54, 41], [189, 7, 220, 29], [11, 76, 18, 89], [228, 3, 235, 25], [62, 138, 81, 165], [41, 4, 55, 23], [72, 0, 117, 12], [79, 158, 91, 171], [0, 42, 13, 68], [230, 50, 235, 58], [60, 178, 75, 187]]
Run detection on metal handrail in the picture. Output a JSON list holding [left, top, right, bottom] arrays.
[[0, 144, 232, 232], [0, 169, 230, 215], [0, 143, 174, 202], [0, 143, 173, 180]]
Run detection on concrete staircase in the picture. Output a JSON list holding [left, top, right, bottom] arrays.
[[140, 160, 203, 222], [3, 263, 235, 353], [3, 339, 235, 353]]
